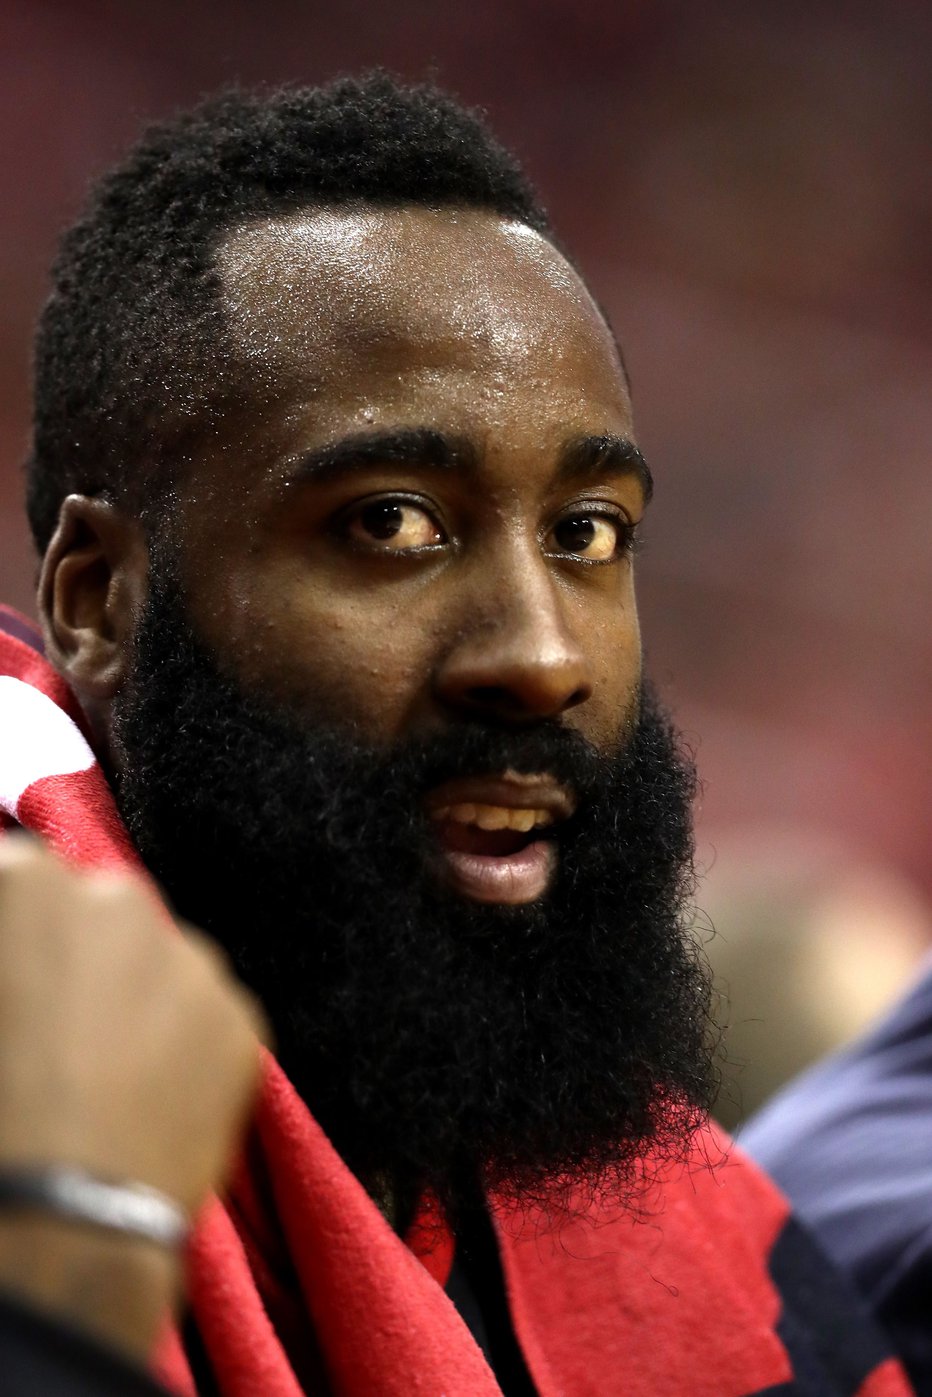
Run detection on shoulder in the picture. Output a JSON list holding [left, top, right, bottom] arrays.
[[741, 959, 932, 1306]]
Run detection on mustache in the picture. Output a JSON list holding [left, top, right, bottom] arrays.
[[263, 713, 636, 862], [382, 718, 622, 803]]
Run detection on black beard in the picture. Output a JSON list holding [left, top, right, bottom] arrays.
[[111, 565, 716, 1228]]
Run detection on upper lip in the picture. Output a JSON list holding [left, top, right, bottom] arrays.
[[424, 771, 577, 823]]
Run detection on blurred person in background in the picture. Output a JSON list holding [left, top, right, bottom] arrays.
[[744, 881, 932, 1395], [0, 74, 912, 1395]]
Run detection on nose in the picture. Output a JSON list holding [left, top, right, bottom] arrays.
[[433, 554, 593, 723]]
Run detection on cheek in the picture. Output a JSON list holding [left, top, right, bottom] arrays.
[[214, 580, 441, 738], [582, 584, 643, 745]]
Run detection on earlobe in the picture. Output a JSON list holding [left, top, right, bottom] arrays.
[[38, 495, 149, 700]]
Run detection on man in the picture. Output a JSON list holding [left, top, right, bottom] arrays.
[[0, 73, 912, 1394]]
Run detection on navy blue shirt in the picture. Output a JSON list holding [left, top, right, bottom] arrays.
[[0, 1291, 169, 1396], [743, 955, 932, 1395]]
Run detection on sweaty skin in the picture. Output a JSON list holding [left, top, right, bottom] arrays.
[[197, 208, 644, 739], [43, 208, 648, 903]]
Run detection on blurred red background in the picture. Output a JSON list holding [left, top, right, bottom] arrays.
[[1, 0, 929, 925]]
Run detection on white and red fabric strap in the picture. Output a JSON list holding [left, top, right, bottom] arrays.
[[0, 675, 95, 820]]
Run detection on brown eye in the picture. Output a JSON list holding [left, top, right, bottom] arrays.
[[347, 500, 445, 550], [551, 514, 622, 561]]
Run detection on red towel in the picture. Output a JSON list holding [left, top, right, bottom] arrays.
[[0, 606, 913, 1397]]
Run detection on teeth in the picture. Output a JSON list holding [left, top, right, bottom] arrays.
[[433, 803, 553, 832]]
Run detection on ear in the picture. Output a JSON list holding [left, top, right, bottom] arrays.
[[38, 495, 149, 701]]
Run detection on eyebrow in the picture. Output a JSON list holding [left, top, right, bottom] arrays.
[[557, 434, 653, 503], [282, 426, 652, 502], [283, 428, 476, 484]]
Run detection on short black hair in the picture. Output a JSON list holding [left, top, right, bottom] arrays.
[[26, 73, 551, 553]]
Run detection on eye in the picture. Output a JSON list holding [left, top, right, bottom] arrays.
[[549, 512, 633, 562], [343, 498, 446, 551]]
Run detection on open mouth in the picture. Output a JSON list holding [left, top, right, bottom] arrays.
[[426, 776, 574, 906]]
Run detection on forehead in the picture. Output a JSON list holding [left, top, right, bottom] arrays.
[[215, 207, 631, 431]]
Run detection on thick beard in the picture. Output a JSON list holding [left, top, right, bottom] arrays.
[[111, 565, 717, 1228]]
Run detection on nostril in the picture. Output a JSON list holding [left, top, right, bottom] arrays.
[[467, 685, 522, 711], [563, 686, 589, 711], [458, 679, 590, 720]]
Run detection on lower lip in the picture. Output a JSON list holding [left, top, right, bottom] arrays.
[[437, 840, 556, 905]]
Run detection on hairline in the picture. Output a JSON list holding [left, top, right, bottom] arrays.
[[211, 197, 631, 391]]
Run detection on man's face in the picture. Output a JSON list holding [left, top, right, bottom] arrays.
[[170, 208, 645, 905], [110, 208, 713, 1223]]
